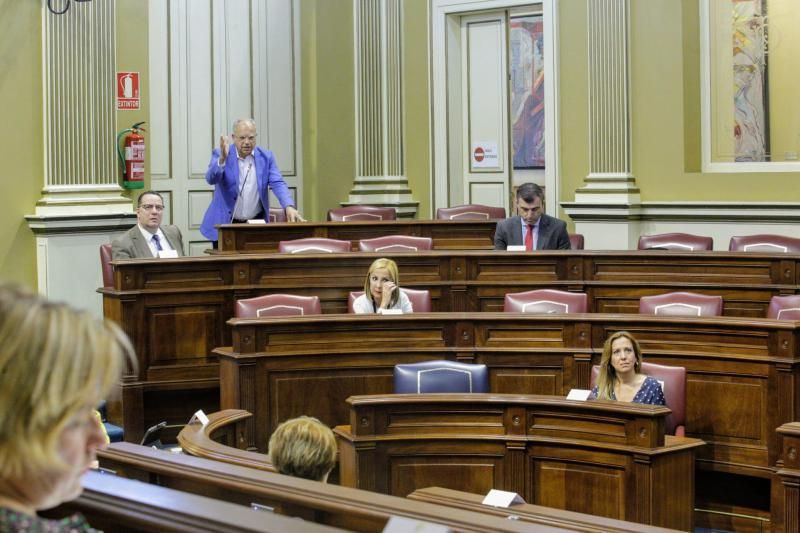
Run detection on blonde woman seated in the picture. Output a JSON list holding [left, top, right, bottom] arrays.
[[353, 258, 413, 314], [589, 331, 666, 405], [268, 416, 337, 482], [0, 284, 133, 531]]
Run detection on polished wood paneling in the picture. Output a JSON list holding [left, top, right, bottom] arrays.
[[334, 394, 702, 530]]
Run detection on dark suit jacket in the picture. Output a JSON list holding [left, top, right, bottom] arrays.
[[112, 225, 185, 259], [493, 214, 570, 250]]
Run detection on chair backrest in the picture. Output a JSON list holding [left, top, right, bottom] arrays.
[[348, 288, 431, 313], [277, 238, 351, 254], [358, 235, 433, 252], [767, 295, 800, 320], [435, 204, 506, 220], [100, 243, 114, 288], [590, 362, 686, 436], [568, 233, 584, 250], [327, 205, 397, 222], [503, 289, 588, 314], [394, 360, 489, 393], [268, 208, 287, 223], [235, 294, 322, 318], [637, 232, 713, 251], [638, 291, 723, 317], [729, 234, 800, 253]]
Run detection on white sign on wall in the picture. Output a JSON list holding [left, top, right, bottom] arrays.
[[472, 141, 499, 168]]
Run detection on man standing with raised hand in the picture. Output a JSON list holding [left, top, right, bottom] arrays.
[[201, 118, 303, 243]]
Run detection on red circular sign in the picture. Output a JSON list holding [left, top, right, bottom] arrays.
[[473, 147, 485, 162]]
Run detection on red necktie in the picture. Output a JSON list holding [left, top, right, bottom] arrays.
[[525, 224, 533, 251]]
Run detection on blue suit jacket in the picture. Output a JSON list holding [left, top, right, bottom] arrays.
[[200, 146, 294, 241]]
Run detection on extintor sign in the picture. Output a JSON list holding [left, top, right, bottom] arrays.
[[117, 72, 140, 110]]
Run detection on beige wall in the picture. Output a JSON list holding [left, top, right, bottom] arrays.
[[0, 1, 44, 289]]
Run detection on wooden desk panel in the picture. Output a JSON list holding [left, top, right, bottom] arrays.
[[101, 250, 800, 441], [333, 394, 703, 530], [216, 220, 498, 253], [218, 313, 799, 484]]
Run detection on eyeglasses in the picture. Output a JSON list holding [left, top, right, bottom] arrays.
[[140, 204, 165, 212], [234, 135, 257, 142]]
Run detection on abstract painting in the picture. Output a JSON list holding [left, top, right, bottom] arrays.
[[510, 15, 544, 169]]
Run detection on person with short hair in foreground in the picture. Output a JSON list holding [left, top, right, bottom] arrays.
[[352, 257, 413, 314], [0, 284, 135, 531], [589, 331, 666, 405], [268, 416, 337, 482]]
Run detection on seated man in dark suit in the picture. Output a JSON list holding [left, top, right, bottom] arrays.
[[112, 191, 185, 259], [494, 182, 570, 251]]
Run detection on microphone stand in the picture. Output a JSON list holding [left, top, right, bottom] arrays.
[[229, 161, 253, 224]]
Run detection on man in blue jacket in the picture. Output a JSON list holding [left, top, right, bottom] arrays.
[[200, 118, 303, 242]]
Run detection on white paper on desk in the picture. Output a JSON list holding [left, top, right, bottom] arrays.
[[382, 516, 451, 533], [566, 388, 592, 401], [247, 219, 267, 224], [188, 409, 209, 427], [506, 245, 526, 252], [481, 489, 526, 507], [158, 250, 179, 258], [379, 309, 403, 315]]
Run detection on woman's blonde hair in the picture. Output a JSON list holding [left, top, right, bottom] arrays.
[[362, 258, 400, 308], [594, 331, 643, 400], [268, 416, 337, 481], [0, 284, 135, 481]]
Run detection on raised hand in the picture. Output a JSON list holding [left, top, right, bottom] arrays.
[[380, 280, 397, 308], [218, 135, 230, 165]]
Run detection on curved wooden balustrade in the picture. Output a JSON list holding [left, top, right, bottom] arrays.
[[177, 409, 275, 472]]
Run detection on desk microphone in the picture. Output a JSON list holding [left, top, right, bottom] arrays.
[[230, 161, 253, 224]]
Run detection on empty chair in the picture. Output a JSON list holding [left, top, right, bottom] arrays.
[[590, 362, 686, 436], [639, 291, 723, 317], [435, 204, 506, 220], [99, 243, 114, 288], [235, 294, 322, 318], [268, 207, 287, 223], [277, 238, 351, 254], [348, 288, 431, 313], [358, 235, 432, 252], [729, 234, 800, 253], [767, 295, 800, 320], [504, 289, 588, 314], [637, 232, 713, 251], [394, 360, 489, 393], [568, 233, 584, 250], [327, 205, 397, 221]]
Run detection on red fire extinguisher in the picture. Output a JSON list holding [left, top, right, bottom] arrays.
[[117, 121, 146, 189]]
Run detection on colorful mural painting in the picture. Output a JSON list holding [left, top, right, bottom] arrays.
[[510, 14, 544, 169], [733, 0, 769, 161]]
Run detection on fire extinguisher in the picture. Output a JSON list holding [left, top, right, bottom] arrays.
[[117, 121, 146, 189]]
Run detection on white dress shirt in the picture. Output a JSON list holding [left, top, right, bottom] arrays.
[[138, 224, 174, 257]]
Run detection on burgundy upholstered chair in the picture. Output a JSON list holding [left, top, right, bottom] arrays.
[[277, 238, 351, 254], [327, 205, 397, 221], [637, 233, 713, 251], [503, 289, 588, 314], [767, 295, 800, 320], [358, 235, 433, 252], [100, 243, 114, 288], [268, 208, 287, 223], [590, 362, 686, 436], [729, 234, 800, 253], [394, 360, 489, 393], [435, 204, 506, 220], [639, 292, 723, 317], [234, 294, 322, 318], [348, 288, 431, 313], [568, 233, 585, 250]]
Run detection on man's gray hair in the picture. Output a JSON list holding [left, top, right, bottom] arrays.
[[232, 118, 257, 131]]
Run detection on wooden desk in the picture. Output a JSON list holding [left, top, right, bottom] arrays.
[[333, 393, 703, 530], [48, 470, 340, 532], [98, 443, 580, 532], [219, 312, 799, 484], [101, 250, 800, 441], [215, 219, 497, 253], [774, 422, 800, 533]]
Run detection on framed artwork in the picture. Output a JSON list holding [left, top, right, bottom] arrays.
[[510, 14, 544, 169], [733, 0, 769, 161]]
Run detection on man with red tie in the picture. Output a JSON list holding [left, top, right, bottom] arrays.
[[493, 182, 570, 251]]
